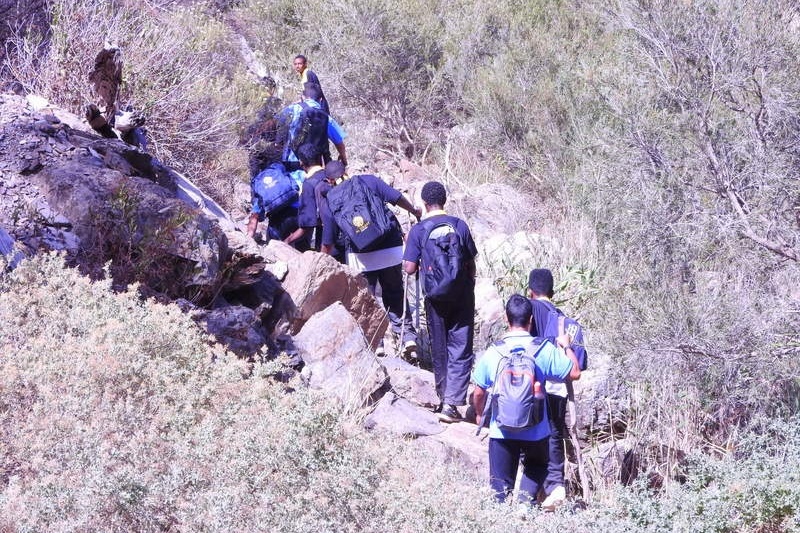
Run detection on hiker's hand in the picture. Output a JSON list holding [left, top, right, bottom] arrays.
[[412, 207, 422, 221], [556, 333, 571, 349]]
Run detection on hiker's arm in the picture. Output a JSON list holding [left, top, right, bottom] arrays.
[[557, 334, 582, 381], [395, 195, 422, 221], [246, 213, 259, 238], [472, 386, 488, 427], [334, 142, 347, 167], [284, 227, 305, 245], [402, 260, 418, 275]]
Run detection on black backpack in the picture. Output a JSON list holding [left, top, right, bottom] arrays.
[[420, 219, 469, 302], [290, 101, 328, 156], [325, 176, 396, 252]]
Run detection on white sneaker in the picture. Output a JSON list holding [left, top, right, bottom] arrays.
[[541, 485, 566, 511], [402, 339, 418, 359], [374, 344, 386, 357]]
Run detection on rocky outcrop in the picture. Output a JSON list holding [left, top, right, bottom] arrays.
[[0, 94, 230, 301], [276, 243, 388, 348], [294, 302, 387, 410]]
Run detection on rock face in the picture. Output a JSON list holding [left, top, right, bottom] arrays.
[[0, 94, 229, 302], [363, 392, 444, 437], [293, 302, 387, 410], [278, 246, 388, 349]]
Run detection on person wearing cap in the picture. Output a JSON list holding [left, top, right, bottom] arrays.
[[528, 267, 588, 509], [318, 161, 422, 358], [293, 54, 330, 115], [402, 180, 478, 423]]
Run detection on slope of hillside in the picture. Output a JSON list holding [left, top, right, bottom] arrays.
[[1, 0, 799, 530]]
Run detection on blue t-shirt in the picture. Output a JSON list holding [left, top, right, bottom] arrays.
[[472, 331, 573, 441], [403, 213, 478, 265], [319, 174, 403, 249]]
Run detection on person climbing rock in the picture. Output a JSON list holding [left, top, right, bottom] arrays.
[[293, 54, 330, 115], [319, 161, 421, 358]]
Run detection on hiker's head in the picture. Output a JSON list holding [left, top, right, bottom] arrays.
[[325, 160, 346, 184], [293, 54, 307, 74], [296, 143, 321, 169], [505, 294, 533, 329], [421, 181, 447, 209], [302, 82, 322, 102], [528, 268, 554, 299]]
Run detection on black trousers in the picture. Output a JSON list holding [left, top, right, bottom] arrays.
[[489, 437, 549, 503], [424, 291, 474, 405], [545, 393, 568, 488]]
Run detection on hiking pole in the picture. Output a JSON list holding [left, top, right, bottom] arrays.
[[560, 316, 591, 503], [567, 381, 591, 503], [398, 270, 409, 358]]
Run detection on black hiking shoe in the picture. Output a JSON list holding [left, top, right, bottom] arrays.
[[436, 404, 463, 423]]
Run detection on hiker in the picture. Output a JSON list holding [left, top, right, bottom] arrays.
[[472, 294, 581, 505], [275, 84, 347, 172], [320, 161, 422, 357], [246, 143, 299, 243], [293, 54, 329, 115], [283, 143, 326, 251], [402, 181, 478, 422], [528, 268, 588, 507]]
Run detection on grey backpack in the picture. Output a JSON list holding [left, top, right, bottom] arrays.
[[477, 338, 546, 434]]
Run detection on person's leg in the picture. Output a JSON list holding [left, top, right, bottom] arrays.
[[518, 437, 550, 504], [376, 264, 417, 345], [488, 438, 521, 503], [425, 299, 448, 403], [443, 291, 475, 406], [544, 393, 568, 494]]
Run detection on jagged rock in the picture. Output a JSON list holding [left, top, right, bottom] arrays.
[[294, 302, 387, 409], [197, 305, 266, 358], [279, 246, 387, 348], [585, 438, 638, 487], [381, 356, 439, 408], [474, 277, 505, 348], [363, 392, 444, 437], [417, 421, 489, 481]]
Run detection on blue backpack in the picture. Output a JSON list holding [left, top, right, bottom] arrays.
[[251, 163, 298, 217], [533, 299, 588, 371], [477, 337, 547, 434]]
